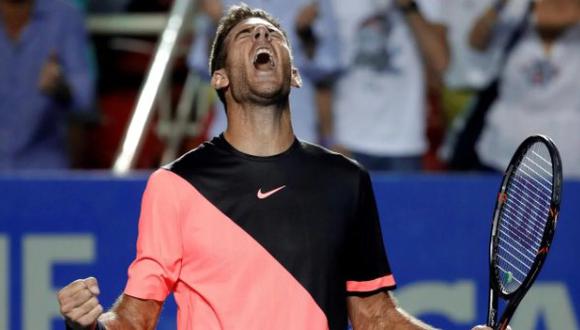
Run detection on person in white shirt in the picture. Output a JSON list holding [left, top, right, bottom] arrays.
[[329, 0, 449, 172], [440, 0, 506, 127], [437, 0, 530, 165], [471, 0, 580, 178]]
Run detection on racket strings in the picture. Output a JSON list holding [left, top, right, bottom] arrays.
[[496, 143, 553, 294]]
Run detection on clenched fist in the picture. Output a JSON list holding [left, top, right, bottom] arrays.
[[57, 277, 104, 330], [38, 52, 63, 95]]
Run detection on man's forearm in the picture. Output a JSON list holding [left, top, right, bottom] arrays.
[[96, 295, 162, 330], [469, 0, 507, 51], [348, 292, 437, 330], [385, 305, 437, 330], [315, 84, 334, 147], [400, 2, 449, 75]]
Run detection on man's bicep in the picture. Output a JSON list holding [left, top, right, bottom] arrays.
[[101, 294, 163, 329]]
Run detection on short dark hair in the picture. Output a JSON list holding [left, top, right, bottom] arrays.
[[208, 3, 289, 105]]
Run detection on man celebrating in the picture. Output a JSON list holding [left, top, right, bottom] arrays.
[[57, 4, 492, 329]]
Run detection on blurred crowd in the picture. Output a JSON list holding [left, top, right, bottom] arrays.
[[1, 0, 580, 177]]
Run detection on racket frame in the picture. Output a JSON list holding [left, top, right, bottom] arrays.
[[486, 135, 562, 330]]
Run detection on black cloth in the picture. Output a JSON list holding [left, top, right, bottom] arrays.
[[164, 135, 395, 329]]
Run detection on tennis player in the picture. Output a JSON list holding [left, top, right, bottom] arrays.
[[57, 4, 494, 330]]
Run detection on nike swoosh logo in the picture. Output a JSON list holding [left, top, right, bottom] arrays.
[[257, 185, 286, 199]]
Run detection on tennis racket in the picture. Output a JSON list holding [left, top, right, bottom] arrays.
[[486, 135, 563, 330]]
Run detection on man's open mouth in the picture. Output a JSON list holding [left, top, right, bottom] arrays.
[[253, 48, 275, 70]]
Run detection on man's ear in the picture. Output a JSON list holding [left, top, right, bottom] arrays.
[[291, 66, 302, 88], [211, 69, 229, 90]]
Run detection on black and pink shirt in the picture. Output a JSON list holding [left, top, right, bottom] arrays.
[[124, 135, 395, 329]]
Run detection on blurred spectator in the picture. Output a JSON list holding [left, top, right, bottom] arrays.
[[441, 0, 506, 126], [329, 0, 449, 172], [470, 0, 580, 178], [86, 0, 130, 13], [438, 0, 526, 170], [188, 0, 340, 144], [125, 0, 171, 12], [86, 0, 168, 13], [0, 0, 96, 170]]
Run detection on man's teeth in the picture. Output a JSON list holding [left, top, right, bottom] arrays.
[[253, 48, 274, 64], [256, 48, 272, 58]]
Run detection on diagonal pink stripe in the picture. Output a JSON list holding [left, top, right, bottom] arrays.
[[126, 169, 329, 329]]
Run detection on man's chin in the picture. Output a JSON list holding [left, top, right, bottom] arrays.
[[248, 89, 289, 106], [252, 83, 290, 97]]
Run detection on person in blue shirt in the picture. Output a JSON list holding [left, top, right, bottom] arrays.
[[0, 0, 95, 169]]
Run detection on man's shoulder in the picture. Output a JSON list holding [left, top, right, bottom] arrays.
[[162, 139, 219, 175], [299, 140, 365, 175]]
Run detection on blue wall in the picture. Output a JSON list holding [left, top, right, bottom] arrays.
[[0, 173, 578, 329]]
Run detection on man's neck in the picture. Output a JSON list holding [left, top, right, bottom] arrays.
[[223, 102, 295, 157]]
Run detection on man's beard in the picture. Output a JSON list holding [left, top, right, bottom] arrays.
[[246, 85, 290, 107], [231, 69, 291, 107]]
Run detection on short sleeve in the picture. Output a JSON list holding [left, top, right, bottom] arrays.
[[124, 169, 185, 301], [345, 169, 396, 295]]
